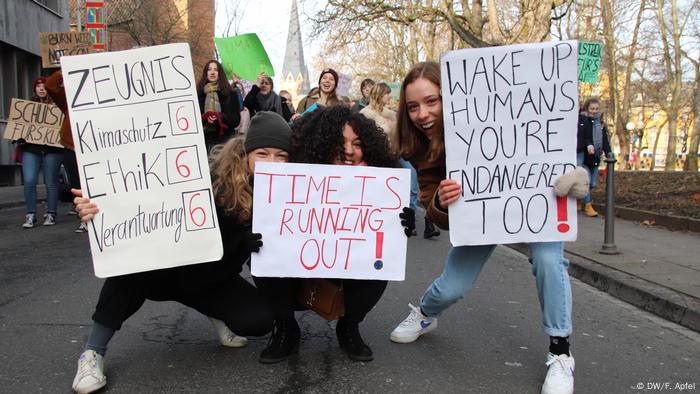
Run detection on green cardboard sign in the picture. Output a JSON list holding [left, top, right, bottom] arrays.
[[578, 41, 602, 84], [214, 34, 274, 81]]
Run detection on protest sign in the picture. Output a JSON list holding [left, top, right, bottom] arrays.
[[60, 43, 223, 278], [336, 72, 353, 97], [40, 32, 94, 68], [387, 82, 401, 100], [214, 34, 274, 81], [251, 162, 410, 281], [441, 40, 578, 246], [3, 98, 64, 147], [578, 41, 602, 83]]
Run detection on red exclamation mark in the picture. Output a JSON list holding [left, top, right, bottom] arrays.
[[374, 231, 384, 270], [556, 196, 570, 233]]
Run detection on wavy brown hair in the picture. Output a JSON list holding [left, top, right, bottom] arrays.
[[368, 82, 391, 113], [396, 61, 444, 164], [209, 137, 252, 223], [196, 60, 232, 97]]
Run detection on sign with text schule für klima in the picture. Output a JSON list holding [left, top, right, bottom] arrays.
[[441, 40, 579, 246], [60, 43, 223, 277]]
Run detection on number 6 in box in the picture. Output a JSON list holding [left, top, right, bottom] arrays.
[[182, 189, 216, 231], [168, 100, 199, 136], [166, 145, 203, 185]]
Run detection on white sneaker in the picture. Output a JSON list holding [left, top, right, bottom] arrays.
[[43, 213, 56, 226], [209, 317, 248, 347], [390, 303, 437, 343], [541, 352, 575, 394], [22, 213, 36, 228], [72, 350, 106, 394]]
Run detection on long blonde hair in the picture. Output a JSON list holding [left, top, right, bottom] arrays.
[[209, 137, 253, 223], [396, 62, 444, 164], [368, 82, 391, 113]]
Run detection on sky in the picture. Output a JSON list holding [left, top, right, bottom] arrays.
[[214, 0, 324, 87]]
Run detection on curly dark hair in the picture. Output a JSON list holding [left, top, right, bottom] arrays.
[[290, 106, 396, 168]]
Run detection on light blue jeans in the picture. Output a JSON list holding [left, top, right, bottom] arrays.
[[420, 242, 572, 337], [577, 152, 599, 205], [22, 149, 63, 214], [398, 158, 418, 211]]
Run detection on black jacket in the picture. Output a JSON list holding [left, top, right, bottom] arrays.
[[198, 90, 241, 145], [577, 113, 611, 168], [174, 203, 252, 292], [243, 85, 294, 121]]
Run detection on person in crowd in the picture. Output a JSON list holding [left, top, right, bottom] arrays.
[[388, 62, 587, 394], [577, 97, 612, 217], [17, 77, 64, 228], [279, 90, 296, 116], [244, 73, 296, 122], [69, 112, 292, 394], [360, 83, 396, 141], [230, 72, 250, 134], [296, 68, 341, 112], [252, 106, 415, 364], [352, 78, 375, 112], [197, 60, 241, 150], [340, 95, 353, 108], [46, 70, 86, 232], [359, 83, 419, 236]]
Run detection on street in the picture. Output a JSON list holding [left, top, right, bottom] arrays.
[[0, 201, 697, 393]]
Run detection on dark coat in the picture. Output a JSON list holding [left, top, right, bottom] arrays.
[[198, 90, 241, 146], [243, 85, 294, 121], [577, 113, 612, 168]]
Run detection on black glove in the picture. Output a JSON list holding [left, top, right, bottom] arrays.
[[243, 231, 263, 253], [15, 138, 27, 145], [399, 207, 416, 237]]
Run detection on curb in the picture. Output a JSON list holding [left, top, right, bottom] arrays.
[[508, 244, 700, 333], [592, 203, 700, 233]]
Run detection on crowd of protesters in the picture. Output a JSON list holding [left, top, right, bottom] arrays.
[[13, 58, 588, 394]]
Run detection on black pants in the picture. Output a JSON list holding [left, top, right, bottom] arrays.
[[253, 276, 388, 324], [62, 149, 80, 189], [92, 270, 273, 337]]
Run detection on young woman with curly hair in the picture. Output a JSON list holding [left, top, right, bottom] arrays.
[[69, 112, 292, 394], [252, 106, 414, 364], [196, 60, 241, 149]]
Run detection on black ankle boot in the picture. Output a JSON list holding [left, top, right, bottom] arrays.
[[259, 318, 300, 364], [423, 219, 441, 239], [336, 319, 373, 362]]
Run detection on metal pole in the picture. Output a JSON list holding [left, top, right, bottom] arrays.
[[600, 156, 620, 254], [76, 0, 82, 32]]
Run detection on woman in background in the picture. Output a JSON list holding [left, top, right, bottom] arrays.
[[197, 60, 240, 149]]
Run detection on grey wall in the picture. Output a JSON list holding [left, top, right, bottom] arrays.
[[0, 0, 69, 55]]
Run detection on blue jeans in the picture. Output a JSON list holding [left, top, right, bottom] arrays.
[[398, 158, 418, 211], [420, 242, 572, 337], [22, 149, 63, 214], [577, 152, 599, 204]]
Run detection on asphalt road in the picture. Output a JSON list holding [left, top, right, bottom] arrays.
[[0, 202, 697, 393]]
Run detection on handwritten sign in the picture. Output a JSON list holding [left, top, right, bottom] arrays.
[[40, 32, 94, 68], [578, 41, 602, 83], [214, 34, 274, 81], [251, 162, 410, 281], [3, 98, 64, 147], [336, 72, 353, 97], [60, 43, 223, 278], [441, 40, 578, 246]]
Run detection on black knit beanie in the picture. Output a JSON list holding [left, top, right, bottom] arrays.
[[318, 68, 338, 89], [244, 111, 292, 153]]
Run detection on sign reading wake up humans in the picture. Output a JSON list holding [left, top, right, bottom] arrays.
[[60, 43, 223, 277], [441, 40, 579, 246], [251, 162, 410, 281]]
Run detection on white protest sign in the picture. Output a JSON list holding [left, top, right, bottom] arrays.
[[60, 43, 223, 277], [251, 162, 410, 281], [441, 40, 579, 246], [336, 72, 353, 97]]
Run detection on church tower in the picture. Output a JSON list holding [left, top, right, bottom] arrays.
[[279, 0, 309, 106]]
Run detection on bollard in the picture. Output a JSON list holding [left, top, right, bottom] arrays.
[[600, 156, 620, 255]]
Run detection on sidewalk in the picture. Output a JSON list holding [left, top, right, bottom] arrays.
[[2, 185, 698, 332], [509, 211, 700, 332]]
